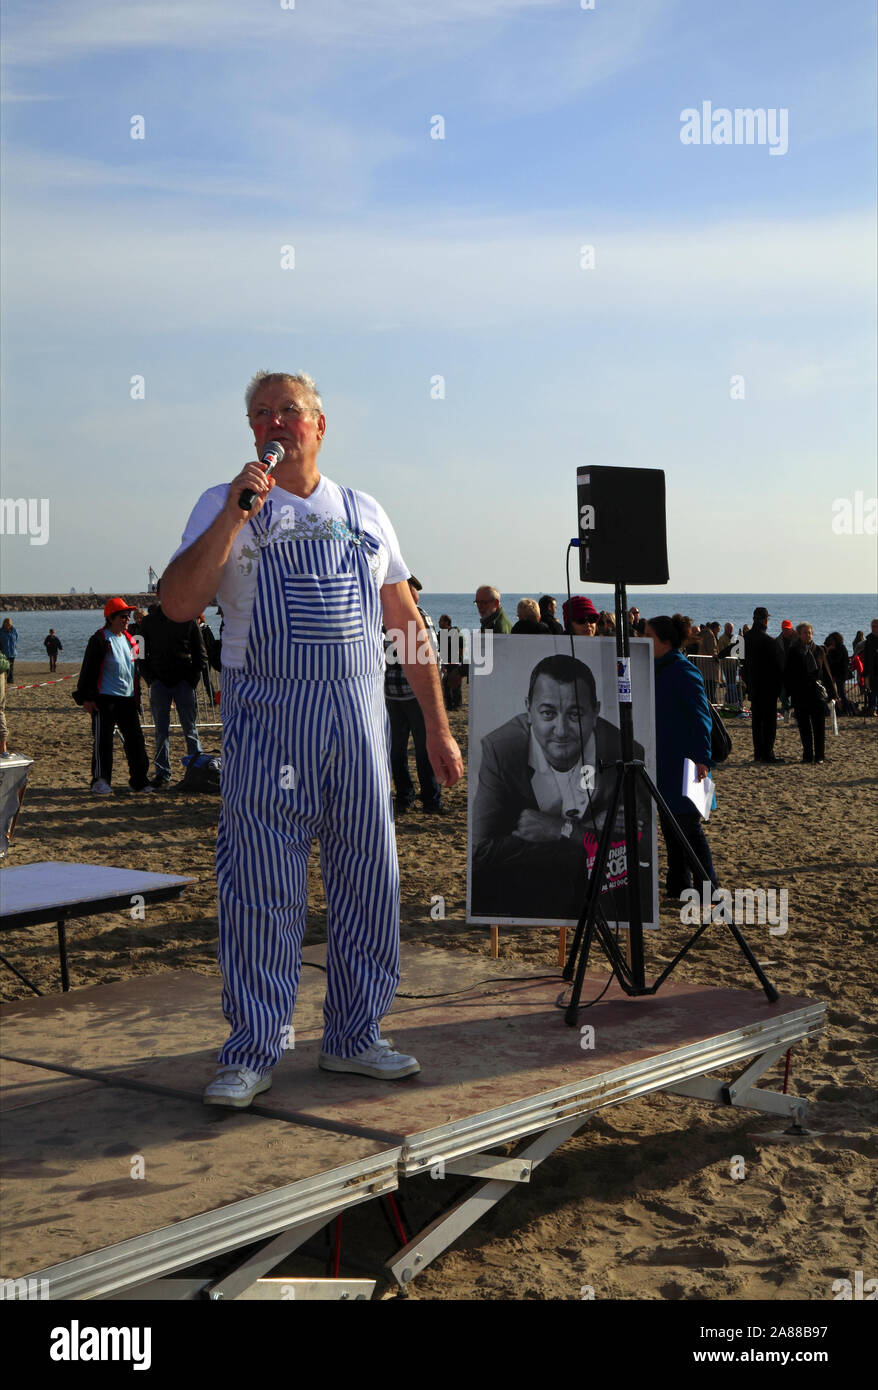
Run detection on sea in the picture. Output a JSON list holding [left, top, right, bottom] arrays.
[[4, 594, 875, 663]]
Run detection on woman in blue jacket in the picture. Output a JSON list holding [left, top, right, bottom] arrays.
[[645, 614, 718, 899], [0, 619, 18, 685]]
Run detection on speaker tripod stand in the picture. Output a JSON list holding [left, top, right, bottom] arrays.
[[562, 583, 778, 1025]]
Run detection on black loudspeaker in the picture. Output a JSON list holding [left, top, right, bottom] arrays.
[[576, 465, 669, 584]]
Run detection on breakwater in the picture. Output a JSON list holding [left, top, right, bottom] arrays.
[[0, 594, 155, 612]]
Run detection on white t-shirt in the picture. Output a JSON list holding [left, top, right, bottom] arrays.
[[529, 729, 597, 818], [171, 475, 409, 668]]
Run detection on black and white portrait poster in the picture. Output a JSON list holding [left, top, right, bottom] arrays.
[[467, 637, 658, 929]]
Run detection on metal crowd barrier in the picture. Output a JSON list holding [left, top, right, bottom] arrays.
[[687, 653, 744, 708], [137, 669, 222, 733]]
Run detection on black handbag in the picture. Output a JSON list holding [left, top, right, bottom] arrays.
[[709, 703, 732, 763]]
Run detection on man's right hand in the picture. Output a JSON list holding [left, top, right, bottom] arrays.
[[82, 701, 97, 715], [222, 462, 276, 522]]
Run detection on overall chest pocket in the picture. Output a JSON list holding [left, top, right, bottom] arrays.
[[282, 573, 365, 644]]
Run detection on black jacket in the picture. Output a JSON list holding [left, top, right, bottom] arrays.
[[744, 623, 784, 697], [784, 641, 837, 705], [825, 643, 849, 691], [138, 606, 207, 688], [73, 628, 141, 707]]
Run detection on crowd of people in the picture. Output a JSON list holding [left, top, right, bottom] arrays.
[[2, 596, 875, 795]]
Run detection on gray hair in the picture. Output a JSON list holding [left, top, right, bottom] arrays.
[[245, 371, 324, 418]]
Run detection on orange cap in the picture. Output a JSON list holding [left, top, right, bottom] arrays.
[[104, 597, 134, 620]]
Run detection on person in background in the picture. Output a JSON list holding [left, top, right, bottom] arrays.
[[697, 621, 721, 704], [437, 614, 464, 710], [73, 598, 152, 795], [128, 608, 148, 654], [196, 613, 220, 699], [0, 654, 8, 754], [785, 623, 837, 763], [385, 575, 444, 815], [474, 586, 513, 634], [824, 632, 853, 716], [511, 598, 550, 634], [596, 611, 616, 636], [644, 614, 718, 901], [538, 595, 564, 635], [716, 622, 736, 659], [684, 623, 702, 655], [0, 620, 19, 685], [776, 620, 797, 721], [139, 581, 207, 788], [627, 606, 641, 635], [562, 595, 599, 635], [44, 629, 63, 672], [698, 621, 720, 658], [862, 620, 878, 716], [743, 606, 785, 764]]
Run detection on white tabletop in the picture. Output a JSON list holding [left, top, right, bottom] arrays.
[[0, 861, 194, 917]]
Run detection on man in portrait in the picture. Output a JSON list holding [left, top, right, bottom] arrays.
[[471, 653, 650, 921]]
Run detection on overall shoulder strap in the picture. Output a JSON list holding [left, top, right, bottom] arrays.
[[340, 486, 363, 532], [248, 499, 273, 535]]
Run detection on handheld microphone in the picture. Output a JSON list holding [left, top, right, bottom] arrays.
[[239, 441, 285, 512]]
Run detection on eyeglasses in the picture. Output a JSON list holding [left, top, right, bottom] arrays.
[[474, 598, 493, 608], [247, 402, 312, 425]]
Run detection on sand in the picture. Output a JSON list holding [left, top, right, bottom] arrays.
[[2, 659, 876, 1300]]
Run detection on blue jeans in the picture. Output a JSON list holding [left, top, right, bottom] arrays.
[[149, 680, 202, 779]]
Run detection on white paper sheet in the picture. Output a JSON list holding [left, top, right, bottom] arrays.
[[683, 758, 715, 820]]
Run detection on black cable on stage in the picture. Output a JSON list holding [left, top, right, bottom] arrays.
[[303, 958, 561, 1000]]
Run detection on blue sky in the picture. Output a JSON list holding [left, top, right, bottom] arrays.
[[1, 0, 875, 595]]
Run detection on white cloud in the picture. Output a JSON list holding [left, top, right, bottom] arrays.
[[2, 0, 666, 121], [477, 0, 668, 113], [3, 203, 874, 337], [2, 111, 416, 207], [2, 0, 561, 67]]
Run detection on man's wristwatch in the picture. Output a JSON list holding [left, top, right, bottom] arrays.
[[560, 810, 580, 840]]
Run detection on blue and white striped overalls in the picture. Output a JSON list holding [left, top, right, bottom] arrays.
[[216, 490, 400, 1074]]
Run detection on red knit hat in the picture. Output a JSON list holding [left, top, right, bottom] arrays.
[[562, 595, 599, 626]]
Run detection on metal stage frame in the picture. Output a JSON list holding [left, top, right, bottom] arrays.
[[0, 946, 824, 1302]]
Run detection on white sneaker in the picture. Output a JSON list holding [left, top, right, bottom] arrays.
[[319, 1038, 420, 1080], [130, 783, 153, 794], [91, 779, 113, 795], [202, 1065, 272, 1108]]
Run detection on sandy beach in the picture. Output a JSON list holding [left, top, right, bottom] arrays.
[[2, 659, 876, 1300]]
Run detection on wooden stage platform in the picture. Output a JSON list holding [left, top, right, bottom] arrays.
[[0, 944, 824, 1300]]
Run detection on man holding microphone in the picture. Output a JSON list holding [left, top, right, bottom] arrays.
[[161, 371, 462, 1107]]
